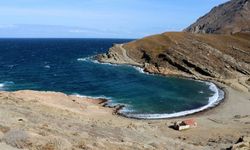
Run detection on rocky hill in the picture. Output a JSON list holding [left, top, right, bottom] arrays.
[[184, 0, 250, 34], [96, 32, 250, 91], [96, 0, 250, 92]]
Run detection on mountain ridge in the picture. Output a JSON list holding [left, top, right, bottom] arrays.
[[184, 0, 250, 34]]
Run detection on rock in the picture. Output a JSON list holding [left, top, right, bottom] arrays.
[[231, 136, 250, 150], [246, 78, 250, 86], [184, 0, 250, 34]]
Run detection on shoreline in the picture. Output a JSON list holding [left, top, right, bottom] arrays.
[[0, 84, 249, 149], [182, 86, 228, 119], [0, 56, 227, 120], [0, 87, 226, 121], [115, 82, 225, 120], [86, 57, 227, 120]]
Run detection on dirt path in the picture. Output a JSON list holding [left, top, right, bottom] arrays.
[[119, 44, 142, 66]]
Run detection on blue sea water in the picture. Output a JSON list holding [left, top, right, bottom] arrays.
[[0, 38, 224, 119]]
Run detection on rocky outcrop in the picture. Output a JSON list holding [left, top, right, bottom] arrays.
[[230, 136, 250, 150], [184, 0, 250, 34], [97, 32, 250, 92], [96, 0, 250, 92], [95, 44, 143, 67]]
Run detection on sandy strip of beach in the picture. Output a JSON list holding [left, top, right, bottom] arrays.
[[0, 85, 249, 150]]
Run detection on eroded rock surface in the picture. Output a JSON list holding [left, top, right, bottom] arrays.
[[97, 0, 250, 92], [97, 32, 250, 92], [185, 0, 250, 34]]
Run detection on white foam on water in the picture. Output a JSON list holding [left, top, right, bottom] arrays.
[[86, 56, 149, 74], [91, 59, 120, 66], [132, 66, 147, 74], [77, 57, 90, 62], [0, 81, 15, 91], [77, 56, 121, 67], [96, 61, 119, 66], [93, 59, 146, 72], [72, 93, 112, 101], [199, 90, 204, 94], [44, 65, 51, 69], [77, 55, 225, 119], [72, 93, 131, 108], [119, 82, 224, 119]]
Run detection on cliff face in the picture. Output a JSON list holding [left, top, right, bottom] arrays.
[[96, 0, 250, 92], [123, 32, 250, 79], [97, 32, 250, 91], [184, 0, 250, 34]]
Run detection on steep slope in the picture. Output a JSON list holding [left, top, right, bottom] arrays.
[[96, 0, 250, 91], [185, 0, 250, 34], [96, 32, 250, 91]]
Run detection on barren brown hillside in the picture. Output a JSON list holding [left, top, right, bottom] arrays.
[[97, 0, 250, 92], [97, 32, 250, 91]]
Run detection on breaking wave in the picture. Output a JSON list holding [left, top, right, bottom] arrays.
[[72, 93, 112, 101], [72, 93, 132, 108], [119, 82, 224, 119], [78, 55, 225, 119], [77, 56, 120, 66], [77, 56, 147, 74], [0, 81, 15, 91]]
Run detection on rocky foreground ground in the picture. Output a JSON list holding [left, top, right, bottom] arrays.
[[0, 87, 249, 150]]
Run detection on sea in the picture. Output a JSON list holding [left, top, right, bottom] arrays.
[[0, 38, 224, 119]]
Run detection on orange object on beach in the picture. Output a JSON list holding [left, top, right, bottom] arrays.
[[173, 118, 197, 131], [183, 118, 197, 126]]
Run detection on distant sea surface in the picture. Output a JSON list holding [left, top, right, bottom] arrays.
[[0, 39, 224, 119]]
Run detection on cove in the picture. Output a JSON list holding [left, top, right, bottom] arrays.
[[0, 38, 224, 119]]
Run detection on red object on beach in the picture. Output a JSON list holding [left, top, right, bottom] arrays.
[[173, 118, 198, 130], [183, 119, 197, 126]]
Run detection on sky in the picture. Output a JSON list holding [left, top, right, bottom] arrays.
[[0, 0, 229, 38]]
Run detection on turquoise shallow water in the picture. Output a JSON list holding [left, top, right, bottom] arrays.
[[0, 39, 224, 119]]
